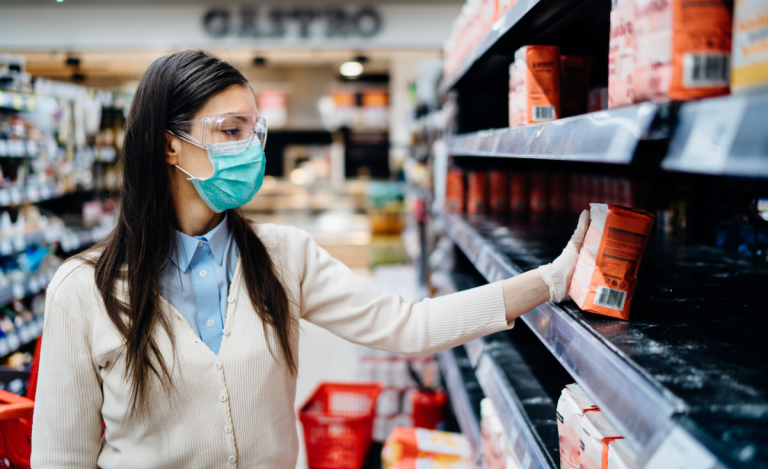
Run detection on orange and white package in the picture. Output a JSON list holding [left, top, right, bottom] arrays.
[[556, 384, 599, 469], [445, 169, 465, 213], [732, 0, 768, 92], [382, 427, 473, 469], [608, 0, 636, 108], [569, 203, 654, 320], [606, 438, 637, 469], [489, 170, 508, 214], [580, 411, 626, 469], [633, 0, 732, 102], [509, 172, 528, 213], [510, 46, 561, 125]]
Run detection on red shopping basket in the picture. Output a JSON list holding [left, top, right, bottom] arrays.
[[298, 382, 382, 469]]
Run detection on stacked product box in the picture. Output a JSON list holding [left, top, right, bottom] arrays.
[[732, 0, 768, 92], [634, 0, 732, 101], [608, 0, 637, 108], [382, 427, 473, 469], [481, 398, 521, 469], [357, 347, 443, 442], [509, 46, 561, 126]]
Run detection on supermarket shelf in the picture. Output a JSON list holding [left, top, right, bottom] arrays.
[[663, 90, 768, 178], [0, 139, 41, 158], [0, 315, 44, 358], [474, 332, 559, 469], [59, 224, 112, 253], [437, 212, 768, 465], [0, 90, 55, 113], [0, 182, 61, 207], [0, 266, 56, 309], [437, 347, 484, 464], [0, 225, 62, 257], [447, 103, 661, 164]]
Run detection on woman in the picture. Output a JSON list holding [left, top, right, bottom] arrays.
[[31, 50, 587, 468]]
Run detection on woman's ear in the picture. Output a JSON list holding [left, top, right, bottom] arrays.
[[165, 132, 181, 165]]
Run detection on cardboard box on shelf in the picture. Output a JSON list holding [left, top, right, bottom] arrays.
[[509, 173, 528, 213], [633, 0, 732, 101], [732, 0, 768, 92], [580, 411, 625, 469], [382, 427, 473, 469], [560, 56, 592, 117], [556, 384, 599, 469], [445, 169, 465, 213], [569, 203, 654, 320], [510, 46, 561, 125], [489, 170, 508, 214], [467, 171, 489, 214], [608, 0, 637, 108]]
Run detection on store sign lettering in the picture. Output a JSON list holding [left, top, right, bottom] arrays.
[[203, 7, 383, 39]]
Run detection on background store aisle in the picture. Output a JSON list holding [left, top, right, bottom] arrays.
[[294, 265, 426, 469]]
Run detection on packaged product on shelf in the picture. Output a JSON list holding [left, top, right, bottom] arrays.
[[446, 169, 465, 213], [732, 0, 768, 92], [510, 46, 561, 125], [569, 204, 654, 320], [529, 172, 549, 213], [608, 0, 637, 108], [481, 398, 505, 469], [497, 0, 517, 18], [381, 427, 473, 469], [556, 383, 599, 469], [489, 170, 508, 214], [467, 171, 489, 214], [550, 172, 568, 212], [587, 87, 609, 112], [509, 172, 528, 213], [560, 56, 592, 117], [633, 0, 732, 101], [580, 411, 625, 469]]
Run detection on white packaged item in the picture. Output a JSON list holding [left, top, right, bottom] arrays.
[[607, 438, 637, 469], [580, 411, 624, 469], [557, 384, 599, 469], [732, 0, 768, 92], [377, 388, 401, 416]]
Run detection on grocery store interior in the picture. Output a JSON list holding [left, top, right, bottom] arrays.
[[1, 0, 767, 467]]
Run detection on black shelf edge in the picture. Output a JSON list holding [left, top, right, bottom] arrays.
[[437, 212, 732, 464], [447, 103, 660, 164], [474, 335, 559, 469], [663, 90, 768, 178], [437, 347, 484, 464]]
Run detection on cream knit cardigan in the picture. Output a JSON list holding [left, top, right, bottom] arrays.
[[31, 223, 511, 469]]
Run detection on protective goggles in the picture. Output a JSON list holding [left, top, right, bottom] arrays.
[[168, 113, 268, 150]]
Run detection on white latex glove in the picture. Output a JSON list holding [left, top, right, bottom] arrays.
[[538, 209, 589, 303]]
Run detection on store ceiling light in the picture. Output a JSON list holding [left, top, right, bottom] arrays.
[[340, 61, 363, 77]]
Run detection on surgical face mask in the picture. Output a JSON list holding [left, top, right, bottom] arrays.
[[174, 138, 266, 213]]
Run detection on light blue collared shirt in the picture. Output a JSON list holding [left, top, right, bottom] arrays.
[[159, 214, 239, 355]]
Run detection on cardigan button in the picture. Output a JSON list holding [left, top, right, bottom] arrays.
[[228, 455, 236, 463], [219, 393, 227, 402], [224, 425, 233, 434], [214, 362, 222, 370], [227, 295, 235, 303], [222, 328, 231, 336]]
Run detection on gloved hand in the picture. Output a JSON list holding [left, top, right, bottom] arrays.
[[538, 209, 589, 303]]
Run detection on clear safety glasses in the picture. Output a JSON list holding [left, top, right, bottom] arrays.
[[169, 113, 268, 151]]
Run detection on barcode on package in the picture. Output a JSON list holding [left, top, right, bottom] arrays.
[[532, 105, 555, 122], [683, 53, 730, 88], [594, 285, 627, 311]]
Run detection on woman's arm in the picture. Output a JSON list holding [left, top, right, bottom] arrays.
[[297, 210, 588, 356], [31, 292, 103, 468]]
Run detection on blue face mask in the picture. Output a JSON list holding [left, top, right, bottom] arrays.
[[176, 139, 266, 213]]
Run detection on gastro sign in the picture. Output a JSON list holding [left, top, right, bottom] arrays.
[[203, 7, 384, 39]]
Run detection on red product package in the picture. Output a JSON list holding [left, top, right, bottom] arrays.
[[569, 204, 654, 320], [509, 173, 528, 212], [445, 169, 465, 213], [550, 172, 568, 212], [489, 170, 508, 214], [529, 172, 549, 213], [467, 171, 489, 214]]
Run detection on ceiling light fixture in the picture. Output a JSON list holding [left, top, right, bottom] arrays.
[[340, 61, 363, 77]]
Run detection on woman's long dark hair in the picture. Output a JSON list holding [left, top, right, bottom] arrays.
[[85, 50, 295, 413]]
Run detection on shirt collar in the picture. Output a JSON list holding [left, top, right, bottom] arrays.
[[170, 214, 230, 272]]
